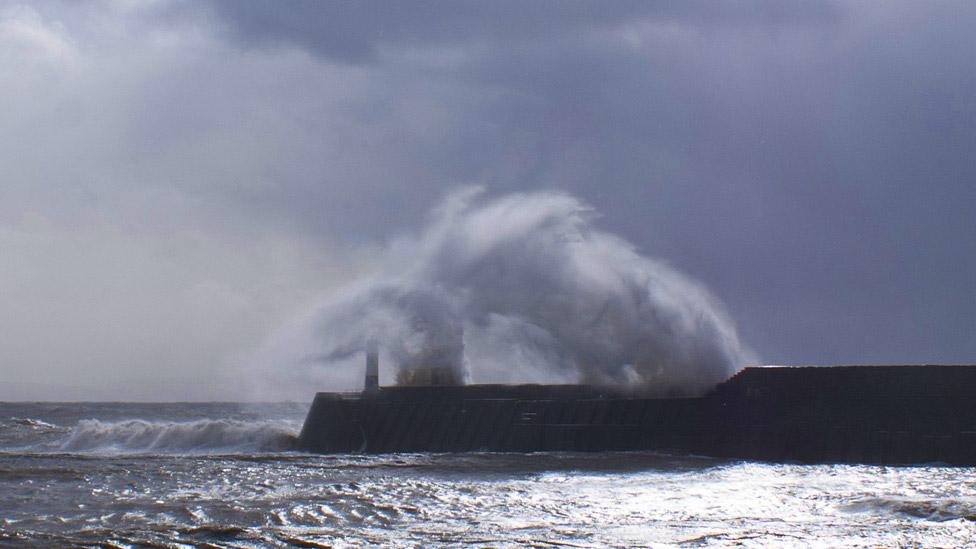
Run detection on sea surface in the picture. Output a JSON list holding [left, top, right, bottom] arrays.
[[1, 402, 975, 548]]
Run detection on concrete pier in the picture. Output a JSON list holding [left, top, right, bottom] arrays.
[[299, 365, 976, 465]]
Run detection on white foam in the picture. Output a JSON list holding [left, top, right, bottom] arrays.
[[11, 417, 59, 430], [58, 418, 298, 454]]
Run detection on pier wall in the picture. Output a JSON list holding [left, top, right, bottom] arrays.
[[299, 365, 976, 464]]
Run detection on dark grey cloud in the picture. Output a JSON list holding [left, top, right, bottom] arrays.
[[203, 0, 839, 64]]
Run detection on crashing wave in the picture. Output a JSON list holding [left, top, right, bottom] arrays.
[[260, 188, 753, 396], [58, 418, 299, 454]]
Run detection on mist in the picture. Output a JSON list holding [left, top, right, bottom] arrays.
[[253, 188, 751, 397]]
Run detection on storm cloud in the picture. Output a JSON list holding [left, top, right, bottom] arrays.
[[1, 1, 974, 399]]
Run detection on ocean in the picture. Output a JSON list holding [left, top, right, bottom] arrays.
[[1, 402, 974, 548]]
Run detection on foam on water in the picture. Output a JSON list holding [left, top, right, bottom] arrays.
[[2, 402, 976, 547], [10, 418, 58, 430], [844, 497, 976, 522]]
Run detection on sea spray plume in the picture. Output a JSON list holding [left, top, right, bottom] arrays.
[[262, 187, 752, 395]]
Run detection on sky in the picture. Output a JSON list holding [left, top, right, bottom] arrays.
[[1, 1, 974, 400]]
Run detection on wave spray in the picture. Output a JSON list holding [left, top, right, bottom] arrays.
[[261, 188, 752, 395]]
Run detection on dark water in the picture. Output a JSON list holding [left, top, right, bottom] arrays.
[[1, 403, 975, 547]]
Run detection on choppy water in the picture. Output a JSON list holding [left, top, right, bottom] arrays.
[[2, 403, 975, 547]]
